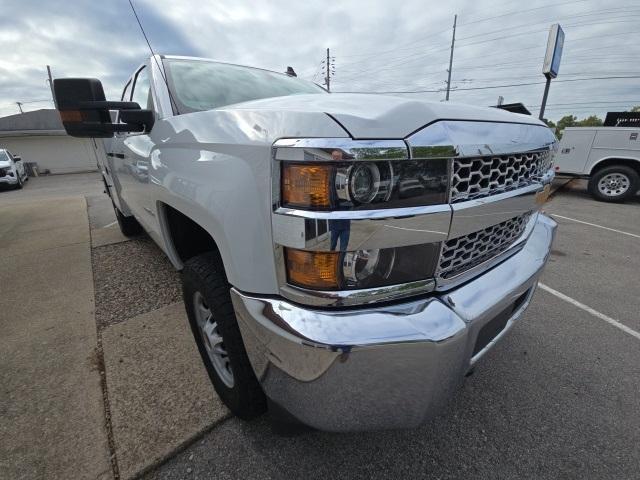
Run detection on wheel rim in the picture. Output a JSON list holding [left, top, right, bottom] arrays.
[[193, 291, 234, 388], [598, 172, 630, 197]]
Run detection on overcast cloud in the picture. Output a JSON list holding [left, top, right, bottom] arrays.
[[1, 0, 638, 121]]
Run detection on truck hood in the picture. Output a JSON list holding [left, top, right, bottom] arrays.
[[223, 93, 546, 139], [0, 160, 11, 169]]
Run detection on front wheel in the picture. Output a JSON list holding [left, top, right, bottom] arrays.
[[14, 174, 23, 189], [588, 165, 639, 202], [182, 252, 267, 420]]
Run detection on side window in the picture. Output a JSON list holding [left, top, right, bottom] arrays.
[[131, 67, 153, 110]]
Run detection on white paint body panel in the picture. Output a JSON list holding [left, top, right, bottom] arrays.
[[226, 93, 545, 139], [554, 127, 640, 175], [110, 105, 347, 294]]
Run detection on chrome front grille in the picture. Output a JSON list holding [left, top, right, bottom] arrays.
[[450, 150, 552, 203], [437, 213, 531, 279]]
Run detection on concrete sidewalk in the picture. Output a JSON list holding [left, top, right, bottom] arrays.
[[0, 197, 112, 479]]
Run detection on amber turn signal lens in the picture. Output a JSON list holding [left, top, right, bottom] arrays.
[[59, 110, 84, 122], [285, 248, 340, 289], [282, 164, 332, 209]]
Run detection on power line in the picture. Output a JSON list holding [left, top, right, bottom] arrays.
[[458, 0, 590, 26], [334, 75, 640, 94], [457, 7, 640, 42], [337, 0, 596, 63]]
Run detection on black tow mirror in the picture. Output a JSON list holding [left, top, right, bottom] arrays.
[[53, 78, 155, 138]]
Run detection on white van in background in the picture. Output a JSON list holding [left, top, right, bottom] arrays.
[[554, 126, 640, 202]]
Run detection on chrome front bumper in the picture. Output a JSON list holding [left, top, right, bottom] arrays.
[[231, 213, 557, 431]]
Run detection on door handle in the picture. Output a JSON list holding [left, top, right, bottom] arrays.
[[114, 153, 126, 159]]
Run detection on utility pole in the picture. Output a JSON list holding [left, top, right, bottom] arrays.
[[325, 48, 331, 92], [445, 14, 457, 101], [16, 102, 23, 114], [46, 65, 57, 108]]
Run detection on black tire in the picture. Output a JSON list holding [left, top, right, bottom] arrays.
[[588, 165, 639, 202], [182, 252, 267, 420], [114, 204, 143, 237], [14, 174, 23, 190]]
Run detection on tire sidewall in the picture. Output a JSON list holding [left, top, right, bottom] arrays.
[[181, 254, 266, 419], [182, 272, 242, 404], [589, 166, 639, 202]]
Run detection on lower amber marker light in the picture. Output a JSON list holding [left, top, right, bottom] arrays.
[[285, 248, 340, 289]]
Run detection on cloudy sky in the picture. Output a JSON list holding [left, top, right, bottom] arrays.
[[1, 0, 638, 121]]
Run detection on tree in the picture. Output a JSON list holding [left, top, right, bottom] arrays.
[[630, 106, 640, 112], [577, 115, 603, 127], [553, 114, 603, 139], [557, 115, 577, 130]]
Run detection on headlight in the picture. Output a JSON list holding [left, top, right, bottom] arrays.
[[281, 158, 447, 210], [285, 243, 439, 291]]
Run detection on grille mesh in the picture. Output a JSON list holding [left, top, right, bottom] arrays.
[[451, 150, 552, 203], [437, 214, 531, 279]]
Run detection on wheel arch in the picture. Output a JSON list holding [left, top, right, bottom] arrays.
[[589, 156, 640, 176], [157, 201, 230, 279]]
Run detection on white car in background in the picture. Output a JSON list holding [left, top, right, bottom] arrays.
[[0, 149, 28, 189]]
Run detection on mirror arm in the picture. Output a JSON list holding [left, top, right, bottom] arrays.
[[76, 100, 141, 110], [110, 124, 144, 133]]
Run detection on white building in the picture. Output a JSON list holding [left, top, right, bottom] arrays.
[[0, 109, 101, 174]]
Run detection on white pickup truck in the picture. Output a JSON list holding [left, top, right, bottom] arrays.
[[553, 126, 640, 202], [54, 55, 557, 431]]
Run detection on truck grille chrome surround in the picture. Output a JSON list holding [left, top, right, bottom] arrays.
[[437, 213, 531, 280], [273, 123, 557, 307], [450, 150, 552, 203]]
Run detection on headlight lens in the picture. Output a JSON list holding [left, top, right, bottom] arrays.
[[350, 163, 379, 203], [285, 243, 439, 291], [281, 158, 448, 211]]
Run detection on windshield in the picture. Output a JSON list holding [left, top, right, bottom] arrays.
[[163, 58, 326, 113], [0, 151, 9, 162]]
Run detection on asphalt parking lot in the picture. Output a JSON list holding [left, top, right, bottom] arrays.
[[1, 174, 639, 480]]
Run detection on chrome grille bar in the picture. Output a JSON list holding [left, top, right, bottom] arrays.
[[450, 150, 552, 203], [437, 213, 531, 279]]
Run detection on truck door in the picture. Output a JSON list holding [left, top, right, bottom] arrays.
[[122, 65, 157, 231], [109, 79, 137, 215], [555, 129, 595, 174]]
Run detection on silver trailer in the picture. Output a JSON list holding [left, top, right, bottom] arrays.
[[554, 126, 640, 202]]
